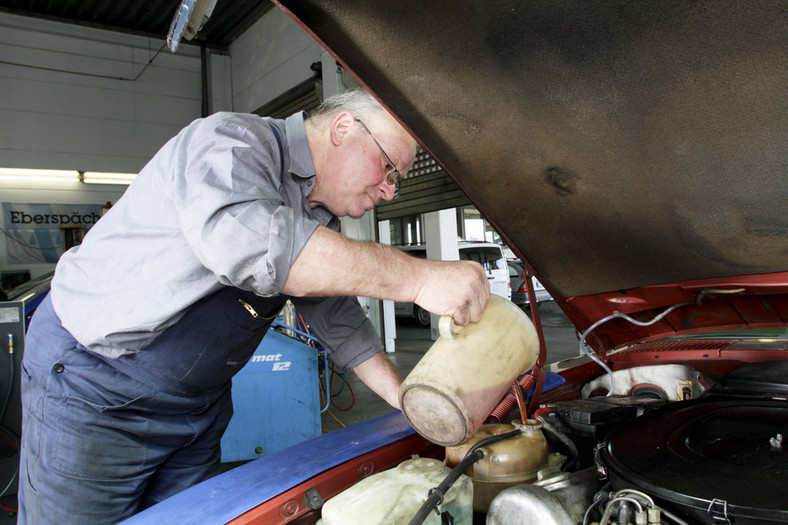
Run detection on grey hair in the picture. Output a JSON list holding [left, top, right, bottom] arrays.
[[307, 87, 389, 125]]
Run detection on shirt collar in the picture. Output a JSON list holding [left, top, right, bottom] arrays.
[[284, 111, 315, 180]]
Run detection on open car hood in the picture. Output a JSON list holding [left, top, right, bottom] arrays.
[[275, 1, 788, 351]]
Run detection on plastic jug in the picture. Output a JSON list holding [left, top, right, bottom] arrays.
[[399, 294, 540, 446]]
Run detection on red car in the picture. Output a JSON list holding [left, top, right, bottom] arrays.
[[124, 2, 787, 524]]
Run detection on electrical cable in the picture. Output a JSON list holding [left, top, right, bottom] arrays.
[[317, 379, 346, 429], [613, 488, 654, 508], [583, 491, 609, 525], [277, 310, 356, 426], [295, 312, 318, 348], [0, 335, 18, 513], [278, 314, 337, 416], [537, 415, 579, 471], [330, 366, 347, 397], [329, 364, 356, 412], [0, 427, 18, 511], [0, 336, 14, 424], [661, 507, 692, 525], [592, 487, 693, 525], [578, 303, 688, 397], [609, 495, 643, 513], [407, 429, 522, 525], [319, 353, 331, 414], [0, 227, 48, 264], [0, 41, 166, 82]]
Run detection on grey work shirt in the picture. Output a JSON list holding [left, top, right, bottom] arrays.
[[50, 111, 382, 369]]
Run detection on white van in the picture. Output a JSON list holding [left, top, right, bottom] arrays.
[[393, 242, 511, 327]]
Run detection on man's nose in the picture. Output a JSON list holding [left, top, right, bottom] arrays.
[[380, 181, 397, 201]]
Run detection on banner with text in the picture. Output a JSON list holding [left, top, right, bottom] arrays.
[[2, 202, 104, 264]]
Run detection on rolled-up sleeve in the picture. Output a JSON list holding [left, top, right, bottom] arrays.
[[170, 113, 318, 295], [291, 295, 383, 369]]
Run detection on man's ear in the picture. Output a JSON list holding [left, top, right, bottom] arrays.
[[329, 111, 356, 146]]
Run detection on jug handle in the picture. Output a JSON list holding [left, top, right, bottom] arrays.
[[439, 315, 459, 340]]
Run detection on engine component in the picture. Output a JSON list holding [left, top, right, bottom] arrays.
[[319, 456, 472, 525], [445, 422, 549, 513], [580, 364, 704, 401], [599, 397, 788, 524], [486, 467, 603, 525], [712, 360, 788, 397], [543, 396, 665, 468]]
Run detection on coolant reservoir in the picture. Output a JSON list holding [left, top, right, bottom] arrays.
[[399, 294, 539, 446], [319, 457, 472, 525], [446, 422, 549, 513]]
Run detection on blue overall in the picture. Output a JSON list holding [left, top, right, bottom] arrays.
[[18, 287, 287, 524]]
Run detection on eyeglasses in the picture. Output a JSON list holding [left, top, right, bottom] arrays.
[[355, 118, 402, 199]]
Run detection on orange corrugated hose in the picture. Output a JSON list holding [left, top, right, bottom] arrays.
[[487, 374, 536, 423]]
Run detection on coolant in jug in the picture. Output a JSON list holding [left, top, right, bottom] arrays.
[[399, 294, 539, 446]]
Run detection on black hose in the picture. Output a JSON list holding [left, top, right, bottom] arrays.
[[537, 415, 579, 471], [408, 429, 522, 525]]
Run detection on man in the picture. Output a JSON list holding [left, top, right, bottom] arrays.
[[18, 88, 489, 523]]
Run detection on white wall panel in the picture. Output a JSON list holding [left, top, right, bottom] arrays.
[[229, 8, 323, 113], [0, 13, 202, 174]]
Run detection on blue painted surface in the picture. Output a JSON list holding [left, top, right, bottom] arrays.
[[220, 328, 321, 462], [528, 371, 566, 395], [121, 411, 415, 524]]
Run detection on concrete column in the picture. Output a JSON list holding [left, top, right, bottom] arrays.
[[321, 51, 344, 98], [339, 212, 382, 340], [424, 209, 459, 340], [207, 52, 232, 113], [378, 220, 397, 353]]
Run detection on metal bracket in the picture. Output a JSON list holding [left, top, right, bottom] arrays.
[[707, 498, 731, 525], [304, 487, 324, 511]]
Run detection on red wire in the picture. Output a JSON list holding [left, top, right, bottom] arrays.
[[0, 431, 18, 513], [0, 432, 17, 450]]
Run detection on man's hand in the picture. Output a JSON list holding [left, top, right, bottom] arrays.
[[412, 259, 490, 326]]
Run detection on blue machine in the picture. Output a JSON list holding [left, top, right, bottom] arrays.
[[220, 327, 321, 463]]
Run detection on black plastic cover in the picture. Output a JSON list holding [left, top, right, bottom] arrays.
[[601, 398, 788, 524]]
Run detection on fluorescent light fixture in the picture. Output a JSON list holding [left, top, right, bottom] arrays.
[[167, 0, 218, 52], [82, 172, 137, 185], [0, 168, 80, 183]]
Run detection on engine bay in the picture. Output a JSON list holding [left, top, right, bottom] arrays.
[[316, 361, 788, 525]]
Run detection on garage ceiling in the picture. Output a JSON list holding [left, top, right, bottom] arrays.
[[0, 0, 273, 50]]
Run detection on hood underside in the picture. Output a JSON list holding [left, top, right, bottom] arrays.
[[275, 1, 788, 341]]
